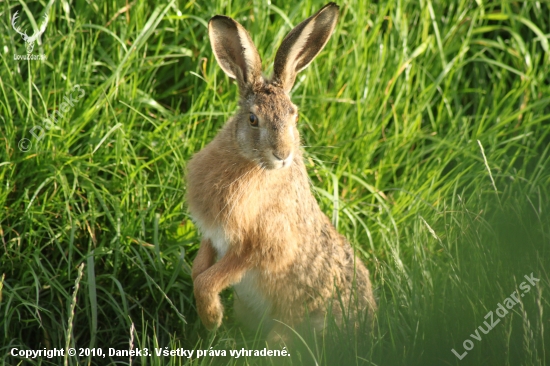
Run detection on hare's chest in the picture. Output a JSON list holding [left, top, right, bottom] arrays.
[[197, 221, 230, 257], [196, 221, 272, 318]]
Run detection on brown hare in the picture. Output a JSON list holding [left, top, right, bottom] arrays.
[[187, 2, 376, 343]]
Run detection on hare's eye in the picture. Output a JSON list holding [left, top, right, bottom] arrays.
[[249, 113, 259, 127]]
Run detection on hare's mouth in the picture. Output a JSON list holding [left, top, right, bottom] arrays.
[[262, 151, 293, 170]]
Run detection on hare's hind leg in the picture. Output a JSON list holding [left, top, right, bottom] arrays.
[[266, 321, 292, 347]]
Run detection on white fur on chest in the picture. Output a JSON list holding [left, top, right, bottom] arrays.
[[201, 223, 229, 257], [194, 219, 271, 318]]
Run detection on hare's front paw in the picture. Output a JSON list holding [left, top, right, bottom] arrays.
[[196, 293, 223, 330]]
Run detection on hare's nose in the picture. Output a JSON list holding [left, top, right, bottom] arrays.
[[272, 151, 290, 161]]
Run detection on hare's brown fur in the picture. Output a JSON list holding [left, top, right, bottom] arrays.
[[187, 2, 376, 340]]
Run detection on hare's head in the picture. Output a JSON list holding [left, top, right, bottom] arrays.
[[208, 3, 339, 170]]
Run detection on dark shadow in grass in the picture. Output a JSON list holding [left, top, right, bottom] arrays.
[[368, 190, 550, 366]]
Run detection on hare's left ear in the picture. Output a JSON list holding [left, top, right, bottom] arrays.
[[272, 3, 339, 93], [208, 16, 262, 91]]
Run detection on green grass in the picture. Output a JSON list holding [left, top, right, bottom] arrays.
[[1, 0, 550, 365]]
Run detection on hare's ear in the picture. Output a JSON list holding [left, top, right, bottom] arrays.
[[272, 3, 339, 93], [208, 16, 262, 90]]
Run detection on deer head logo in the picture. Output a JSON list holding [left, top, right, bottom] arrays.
[[11, 10, 49, 54]]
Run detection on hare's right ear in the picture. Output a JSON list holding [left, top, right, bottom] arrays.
[[272, 3, 339, 93], [208, 16, 262, 91]]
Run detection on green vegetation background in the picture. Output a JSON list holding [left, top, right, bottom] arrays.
[[1, 0, 549, 365]]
